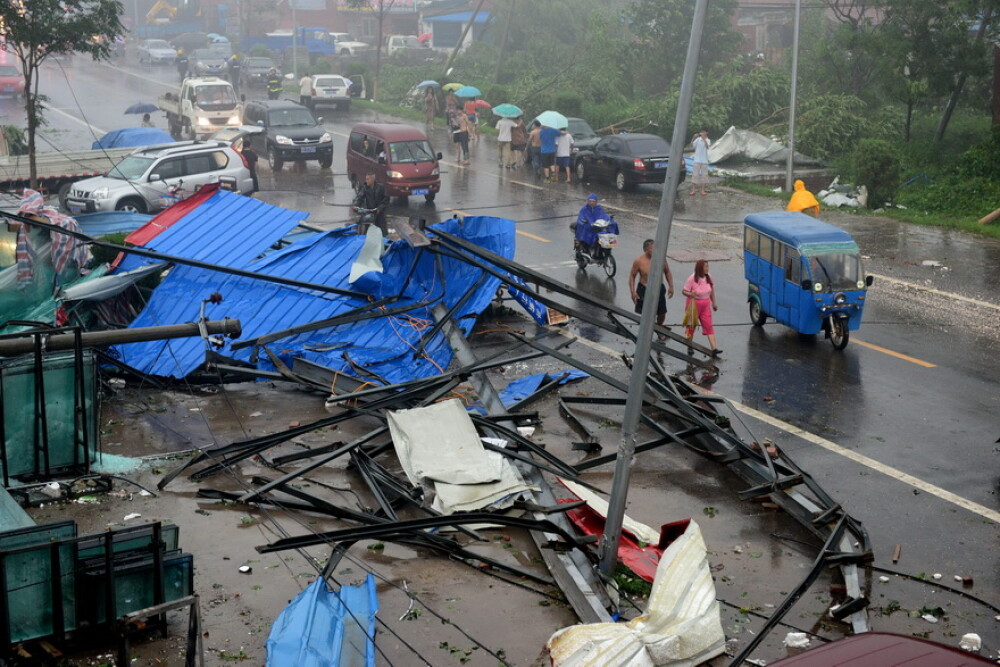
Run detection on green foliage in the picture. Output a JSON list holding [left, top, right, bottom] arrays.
[[2, 126, 27, 156], [249, 44, 272, 58], [344, 61, 369, 78], [855, 139, 901, 208], [957, 125, 1000, 181], [553, 92, 582, 117], [309, 60, 332, 76], [795, 95, 897, 162], [89, 232, 127, 266]]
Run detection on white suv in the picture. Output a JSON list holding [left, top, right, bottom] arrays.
[[310, 75, 352, 111], [65, 141, 254, 214]]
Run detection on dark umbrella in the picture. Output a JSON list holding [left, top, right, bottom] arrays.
[[125, 102, 160, 115]]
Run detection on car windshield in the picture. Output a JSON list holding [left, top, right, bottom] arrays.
[[269, 108, 316, 127], [248, 58, 272, 68], [397, 37, 420, 48], [208, 43, 232, 57], [314, 76, 349, 88], [195, 85, 236, 105], [388, 140, 435, 164], [625, 138, 669, 155], [108, 155, 155, 180], [0, 66, 19, 76], [146, 40, 171, 49], [808, 253, 862, 291], [568, 119, 596, 139], [193, 49, 223, 61]]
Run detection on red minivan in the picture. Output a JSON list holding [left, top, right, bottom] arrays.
[[346, 123, 442, 202]]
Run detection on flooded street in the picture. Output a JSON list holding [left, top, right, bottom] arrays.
[[6, 53, 999, 664]]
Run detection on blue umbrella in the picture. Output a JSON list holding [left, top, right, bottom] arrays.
[[92, 127, 175, 149], [417, 80, 440, 88], [455, 85, 481, 98], [536, 110, 568, 129], [124, 102, 160, 115]]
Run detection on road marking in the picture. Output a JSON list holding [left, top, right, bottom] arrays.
[[450, 208, 552, 243], [852, 339, 936, 367], [731, 401, 1000, 524], [553, 325, 999, 525]]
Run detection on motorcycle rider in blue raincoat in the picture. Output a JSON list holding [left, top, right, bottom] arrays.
[[574, 193, 618, 255]]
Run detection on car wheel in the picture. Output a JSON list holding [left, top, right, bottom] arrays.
[[57, 182, 73, 211], [424, 193, 436, 203], [268, 147, 283, 171], [615, 170, 629, 192], [318, 155, 332, 169], [575, 160, 587, 182], [116, 197, 147, 213], [396, 195, 409, 205], [340, 101, 351, 112], [340, 48, 351, 56], [749, 298, 767, 327]]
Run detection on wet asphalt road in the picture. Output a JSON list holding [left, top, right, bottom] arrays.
[[19, 54, 1000, 645]]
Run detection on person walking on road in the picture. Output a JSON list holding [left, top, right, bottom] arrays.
[[539, 124, 561, 183], [495, 115, 516, 168], [299, 73, 313, 109], [266, 68, 282, 100], [423, 87, 439, 128], [629, 239, 675, 331], [227, 54, 241, 93], [176, 50, 188, 82], [786, 179, 821, 216], [682, 258, 721, 356], [690, 129, 710, 196], [555, 129, 575, 183], [528, 121, 542, 176], [510, 117, 527, 168]]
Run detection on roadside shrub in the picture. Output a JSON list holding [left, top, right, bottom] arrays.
[[895, 176, 1000, 218], [854, 139, 901, 208], [553, 92, 582, 117], [957, 125, 1000, 180], [2, 126, 27, 156], [249, 44, 270, 57]]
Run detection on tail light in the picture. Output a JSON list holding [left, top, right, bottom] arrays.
[[633, 158, 646, 170], [237, 150, 249, 168]]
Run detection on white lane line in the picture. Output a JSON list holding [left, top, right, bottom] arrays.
[[551, 322, 1000, 525]]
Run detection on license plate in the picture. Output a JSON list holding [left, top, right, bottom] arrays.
[[301, 146, 316, 153], [67, 203, 84, 213], [654, 161, 668, 168], [411, 188, 429, 196], [322, 89, 339, 94]]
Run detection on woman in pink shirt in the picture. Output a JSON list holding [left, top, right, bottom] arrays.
[[682, 259, 721, 356]]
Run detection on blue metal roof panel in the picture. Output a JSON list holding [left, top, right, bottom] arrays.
[[426, 11, 491, 23], [117, 190, 308, 272], [115, 217, 516, 380], [744, 211, 855, 248]]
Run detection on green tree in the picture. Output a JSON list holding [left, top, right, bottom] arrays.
[[623, 0, 743, 95], [0, 0, 123, 188]]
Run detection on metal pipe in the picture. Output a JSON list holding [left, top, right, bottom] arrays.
[[600, 0, 710, 577], [0, 320, 242, 356], [784, 0, 801, 192]]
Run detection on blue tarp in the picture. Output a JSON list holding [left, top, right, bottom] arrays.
[[498, 370, 590, 408], [113, 215, 516, 381], [266, 575, 378, 667], [91, 127, 175, 150]]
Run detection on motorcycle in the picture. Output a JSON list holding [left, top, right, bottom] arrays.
[[571, 216, 618, 278], [354, 207, 382, 235]]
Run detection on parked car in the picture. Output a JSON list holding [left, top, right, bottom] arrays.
[[0, 65, 25, 99], [137, 39, 177, 65], [64, 141, 253, 214], [328, 32, 370, 56], [239, 56, 277, 88], [573, 133, 684, 192], [310, 74, 352, 111], [243, 99, 333, 170], [567, 117, 600, 153], [189, 48, 228, 77]]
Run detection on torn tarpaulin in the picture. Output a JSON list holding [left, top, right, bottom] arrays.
[[386, 398, 535, 514], [113, 216, 515, 380], [499, 370, 590, 408]]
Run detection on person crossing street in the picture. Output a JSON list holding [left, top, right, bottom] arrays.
[[266, 68, 282, 100]]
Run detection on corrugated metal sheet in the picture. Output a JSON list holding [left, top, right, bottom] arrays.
[[118, 189, 308, 272], [114, 216, 515, 380]]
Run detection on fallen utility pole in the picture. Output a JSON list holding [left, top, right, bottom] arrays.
[[601, 0, 709, 578], [0, 320, 241, 356]]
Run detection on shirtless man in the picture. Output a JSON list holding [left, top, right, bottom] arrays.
[[629, 239, 674, 328]]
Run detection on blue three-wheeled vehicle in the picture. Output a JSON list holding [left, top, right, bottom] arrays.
[[743, 211, 874, 349]]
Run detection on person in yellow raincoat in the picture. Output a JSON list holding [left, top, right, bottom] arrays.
[[786, 179, 820, 216]]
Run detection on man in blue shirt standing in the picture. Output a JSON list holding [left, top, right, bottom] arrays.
[[539, 125, 562, 183]]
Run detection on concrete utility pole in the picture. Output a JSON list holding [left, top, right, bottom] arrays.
[[599, 0, 710, 577], [291, 0, 299, 81], [784, 0, 801, 192]]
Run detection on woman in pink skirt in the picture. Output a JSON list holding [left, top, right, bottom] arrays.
[[682, 258, 721, 356]]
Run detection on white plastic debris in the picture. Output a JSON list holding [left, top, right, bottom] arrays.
[[108, 378, 126, 389], [783, 632, 810, 649], [932, 573, 942, 580], [921, 614, 939, 624], [516, 426, 535, 438], [878, 576, 890, 583], [123, 513, 141, 521], [139, 490, 152, 497], [238, 565, 252, 574], [954, 575, 964, 582], [249, 411, 263, 417], [41, 482, 62, 498], [959, 633, 982, 652], [921, 260, 943, 268]]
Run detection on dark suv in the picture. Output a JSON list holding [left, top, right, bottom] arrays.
[[243, 100, 333, 170], [239, 56, 276, 88]]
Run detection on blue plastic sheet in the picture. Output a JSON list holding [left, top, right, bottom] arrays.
[[498, 370, 590, 408], [266, 575, 378, 667]]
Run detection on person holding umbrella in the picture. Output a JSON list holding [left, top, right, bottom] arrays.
[[463, 97, 480, 141], [423, 87, 439, 128], [495, 113, 516, 168], [140, 113, 154, 127]]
